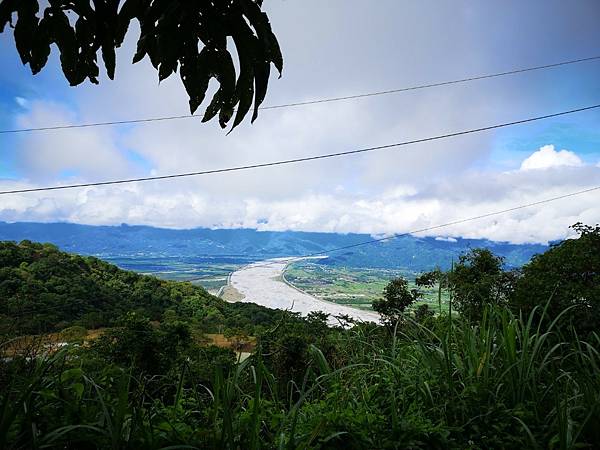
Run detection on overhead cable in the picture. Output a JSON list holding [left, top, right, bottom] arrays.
[[1, 55, 599, 134], [2, 103, 599, 196]]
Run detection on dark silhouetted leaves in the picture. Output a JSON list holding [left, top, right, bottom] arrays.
[[13, 0, 39, 65], [0, 0, 283, 130], [0, 0, 19, 33]]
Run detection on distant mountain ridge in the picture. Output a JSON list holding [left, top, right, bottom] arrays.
[[0, 221, 548, 271]]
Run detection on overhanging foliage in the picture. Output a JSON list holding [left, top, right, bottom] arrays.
[[0, 0, 283, 130]]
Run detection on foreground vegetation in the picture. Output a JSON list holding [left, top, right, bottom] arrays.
[[0, 224, 598, 448], [2, 307, 598, 449]]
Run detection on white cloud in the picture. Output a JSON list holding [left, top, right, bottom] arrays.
[[13, 101, 139, 181], [520, 145, 583, 171], [435, 236, 458, 242], [15, 96, 28, 108]]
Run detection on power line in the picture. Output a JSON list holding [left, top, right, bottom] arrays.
[[1, 103, 599, 196], [4, 183, 599, 319], [2, 55, 599, 135], [261, 55, 600, 109]]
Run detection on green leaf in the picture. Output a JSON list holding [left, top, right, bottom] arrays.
[[102, 41, 116, 80], [49, 8, 81, 84], [29, 16, 51, 74], [180, 49, 211, 114], [241, 0, 283, 75], [115, 0, 145, 46], [72, 382, 84, 399], [229, 14, 257, 131], [214, 50, 236, 128], [309, 344, 331, 375], [155, 6, 180, 82], [201, 89, 222, 124], [60, 368, 83, 383], [132, 35, 148, 64], [0, 0, 284, 129]]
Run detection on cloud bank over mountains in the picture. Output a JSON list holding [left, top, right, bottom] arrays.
[[1, 133, 598, 244]]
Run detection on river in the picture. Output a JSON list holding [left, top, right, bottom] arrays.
[[229, 258, 380, 324]]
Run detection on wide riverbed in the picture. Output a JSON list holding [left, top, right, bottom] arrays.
[[229, 258, 380, 324]]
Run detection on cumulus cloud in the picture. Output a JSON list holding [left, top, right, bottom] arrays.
[[520, 145, 583, 171]]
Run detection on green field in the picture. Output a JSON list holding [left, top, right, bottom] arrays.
[[102, 256, 246, 295], [284, 262, 450, 312]]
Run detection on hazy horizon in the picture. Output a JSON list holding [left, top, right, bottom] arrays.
[[0, 219, 560, 247]]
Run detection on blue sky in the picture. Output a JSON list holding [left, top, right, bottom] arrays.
[[0, 0, 599, 243]]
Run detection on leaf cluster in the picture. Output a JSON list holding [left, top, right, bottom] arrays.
[[448, 248, 515, 323], [3, 303, 600, 448], [0, 0, 283, 130]]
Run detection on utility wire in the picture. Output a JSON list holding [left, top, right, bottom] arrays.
[[1, 103, 599, 196], [1, 55, 599, 135], [4, 184, 600, 318]]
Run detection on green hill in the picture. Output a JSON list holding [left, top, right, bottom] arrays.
[[0, 240, 279, 336]]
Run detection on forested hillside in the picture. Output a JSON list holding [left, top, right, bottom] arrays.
[[0, 0, 597, 447], [0, 241, 280, 336]]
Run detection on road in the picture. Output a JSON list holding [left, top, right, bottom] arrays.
[[229, 258, 380, 324]]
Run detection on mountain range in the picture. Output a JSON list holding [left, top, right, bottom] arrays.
[[0, 221, 549, 271]]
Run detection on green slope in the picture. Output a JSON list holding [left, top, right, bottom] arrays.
[[0, 240, 280, 336]]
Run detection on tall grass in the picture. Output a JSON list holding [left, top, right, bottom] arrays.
[[1, 304, 598, 449]]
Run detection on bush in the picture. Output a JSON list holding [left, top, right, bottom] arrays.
[[512, 223, 600, 337], [449, 248, 515, 323]]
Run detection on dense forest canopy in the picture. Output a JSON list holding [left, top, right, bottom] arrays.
[[513, 222, 600, 335], [0, 240, 284, 336]]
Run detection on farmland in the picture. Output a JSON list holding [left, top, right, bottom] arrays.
[[284, 261, 450, 312]]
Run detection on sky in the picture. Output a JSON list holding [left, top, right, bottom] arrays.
[[0, 0, 599, 244]]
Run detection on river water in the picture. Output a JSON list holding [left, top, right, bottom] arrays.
[[229, 258, 380, 324]]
